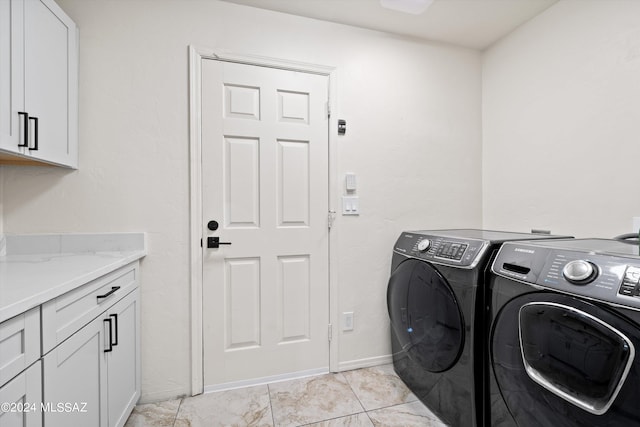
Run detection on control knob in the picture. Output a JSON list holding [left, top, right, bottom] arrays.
[[417, 239, 431, 252], [563, 260, 597, 285]]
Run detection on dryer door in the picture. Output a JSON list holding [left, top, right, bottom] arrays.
[[387, 258, 464, 372], [492, 292, 640, 426]]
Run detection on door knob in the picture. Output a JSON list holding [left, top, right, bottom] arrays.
[[207, 236, 231, 249]]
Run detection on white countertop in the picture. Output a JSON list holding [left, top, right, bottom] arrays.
[[0, 233, 146, 323]]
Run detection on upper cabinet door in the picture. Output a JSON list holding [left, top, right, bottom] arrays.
[[0, 0, 78, 168], [0, 0, 25, 157], [24, 0, 78, 168]]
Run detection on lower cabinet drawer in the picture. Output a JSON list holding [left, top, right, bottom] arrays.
[[42, 263, 138, 354], [0, 360, 42, 427], [0, 308, 40, 386]]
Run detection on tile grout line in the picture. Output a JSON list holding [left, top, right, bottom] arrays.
[[171, 397, 184, 427], [366, 399, 420, 413], [341, 371, 367, 412], [363, 410, 376, 427], [340, 371, 374, 425], [269, 371, 369, 427], [295, 410, 369, 427], [342, 366, 428, 425], [267, 383, 277, 427]]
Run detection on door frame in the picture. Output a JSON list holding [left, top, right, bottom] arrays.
[[188, 45, 339, 395]]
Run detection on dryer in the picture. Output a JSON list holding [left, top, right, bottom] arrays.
[[488, 239, 640, 427], [387, 229, 570, 427]]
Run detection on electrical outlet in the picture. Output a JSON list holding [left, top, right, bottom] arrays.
[[343, 312, 354, 331]]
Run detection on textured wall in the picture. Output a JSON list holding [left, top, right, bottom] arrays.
[[482, 0, 640, 238], [0, 0, 482, 402], [0, 169, 3, 234]]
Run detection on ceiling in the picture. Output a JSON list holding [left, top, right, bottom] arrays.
[[220, 0, 558, 50]]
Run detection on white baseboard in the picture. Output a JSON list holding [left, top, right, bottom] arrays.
[[337, 354, 393, 372], [203, 367, 329, 394]]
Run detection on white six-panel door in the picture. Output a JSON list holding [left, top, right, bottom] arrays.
[[201, 59, 330, 389]]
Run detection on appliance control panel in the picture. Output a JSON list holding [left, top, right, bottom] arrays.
[[620, 266, 640, 297], [393, 232, 488, 268], [493, 242, 640, 310]]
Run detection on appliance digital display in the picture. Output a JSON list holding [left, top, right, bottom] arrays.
[[436, 241, 467, 260]]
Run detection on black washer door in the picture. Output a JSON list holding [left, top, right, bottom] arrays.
[[387, 258, 464, 372], [492, 292, 640, 426]]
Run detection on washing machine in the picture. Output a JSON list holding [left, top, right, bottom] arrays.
[[387, 229, 570, 427], [488, 239, 640, 427]]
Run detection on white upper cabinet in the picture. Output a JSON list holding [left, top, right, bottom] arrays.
[[0, 0, 78, 168], [0, 0, 25, 157]]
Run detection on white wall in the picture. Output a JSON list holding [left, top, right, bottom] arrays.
[[482, 0, 640, 238], [0, 168, 3, 234], [0, 0, 482, 402]]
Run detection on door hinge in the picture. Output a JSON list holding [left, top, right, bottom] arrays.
[[328, 210, 336, 230], [328, 324, 333, 342], [326, 102, 331, 118]]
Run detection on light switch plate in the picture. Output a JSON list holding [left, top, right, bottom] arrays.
[[342, 196, 359, 215]]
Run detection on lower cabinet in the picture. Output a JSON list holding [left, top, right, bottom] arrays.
[[43, 289, 140, 427], [0, 361, 42, 427], [106, 289, 141, 427], [43, 313, 107, 427], [0, 308, 40, 389]]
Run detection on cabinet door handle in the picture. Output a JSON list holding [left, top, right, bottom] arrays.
[[104, 318, 113, 353], [110, 313, 118, 347], [96, 286, 121, 302], [28, 117, 38, 151], [17, 112, 28, 147]]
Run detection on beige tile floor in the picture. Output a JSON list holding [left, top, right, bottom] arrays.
[[124, 364, 448, 427]]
